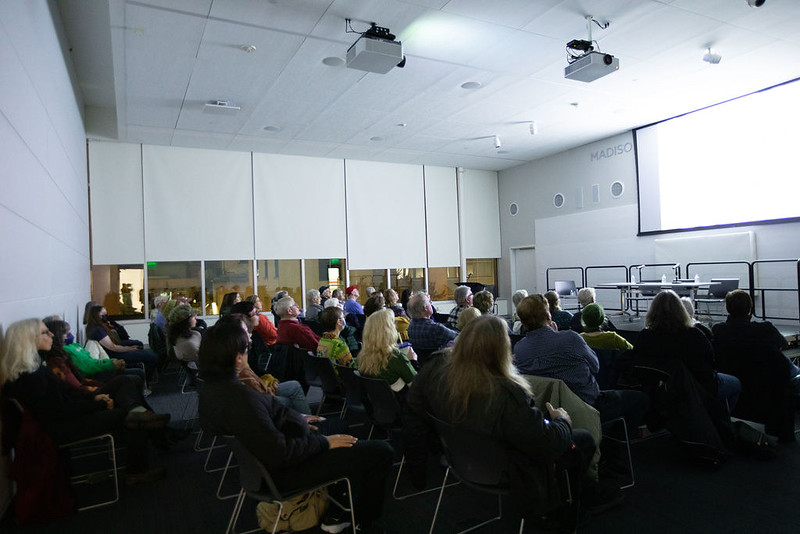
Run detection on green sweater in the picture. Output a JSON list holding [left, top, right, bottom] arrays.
[[64, 343, 118, 376], [580, 331, 633, 351], [362, 349, 417, 392]]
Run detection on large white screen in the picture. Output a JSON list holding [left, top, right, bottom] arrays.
[[636, 79, 800, 234]]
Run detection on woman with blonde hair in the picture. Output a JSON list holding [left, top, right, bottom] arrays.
[[406, 315, 597, 529], [472, 290, 494, 315], [357, 309, 416, 392]]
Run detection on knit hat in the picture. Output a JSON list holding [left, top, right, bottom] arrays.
[[345, 285, 358, 296], [319, 285, 330, 294], [168, 304, 196, 324], [581, 303, 605, 331]]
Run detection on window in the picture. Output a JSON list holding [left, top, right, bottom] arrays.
[[349, 269, 387, 304], [427, 267, 460, 302], [466, 258, 498, 292], [146, 261, 202, 312], [205, 260, 254, 316], [304, 258, 346, 304], [390, 268, 426, 299], [91, 264, 145, 320], [257, 259, 302, 311]]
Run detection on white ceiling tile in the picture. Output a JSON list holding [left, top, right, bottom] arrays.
[[58, 0, 800, 172]]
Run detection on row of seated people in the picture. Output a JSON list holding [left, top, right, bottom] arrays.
[[0, 316, 183, 501], [514, 287, 799, 443], [195, 299, 620, 532]]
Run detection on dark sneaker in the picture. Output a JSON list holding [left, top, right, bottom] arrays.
[[125, 467, 166, 486], [321, 512, 352, 533], [125, 410, 170, 430]]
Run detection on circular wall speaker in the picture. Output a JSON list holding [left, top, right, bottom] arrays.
[[610, 181, 624, 198], [553, 193, 565, 208], [509, 202, 519, 216]]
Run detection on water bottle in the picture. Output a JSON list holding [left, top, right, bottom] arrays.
[[661, 274, 667, 284], [631, 274, 636, 284], [694, 274, 700, 284]]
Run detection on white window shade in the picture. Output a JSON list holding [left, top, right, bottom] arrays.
[[88, 142, 145, 264], [424, 166, 460, 268], [253, 153, 346, 259], [345, 160, 426, 269], [460, 169, 501, 258], [142, 145, 253, 261]]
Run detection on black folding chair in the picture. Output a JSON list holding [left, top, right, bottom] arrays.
[[223, 436, 355, 534], [427, 412, 525, 534], [302, 353, 345, 416]]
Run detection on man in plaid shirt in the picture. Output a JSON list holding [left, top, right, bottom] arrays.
[[408, 292, 457, 352], [446, 285, 474, 330]]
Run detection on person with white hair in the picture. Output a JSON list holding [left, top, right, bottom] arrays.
[[446, 285, 474, 330], [569, 287, 618, 334], [152, 295, 170, 329], [274, 296, 319, 352], [305, 289, 324, 322]]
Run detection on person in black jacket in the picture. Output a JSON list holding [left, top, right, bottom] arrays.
[[629, 290, 741, 411], [197, 319, 392, 530]]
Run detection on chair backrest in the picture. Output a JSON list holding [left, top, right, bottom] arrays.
[[708, 278, 739, 298], [554, 280, 577, 297], [357, 375, 402, 427], [427, 412, 508, 488], [269, 344, 308, 387], [335, 365, 365, 411], [222, 435, 281, 499], [593, 348, 623, 390], [302, 353, 340, 394]]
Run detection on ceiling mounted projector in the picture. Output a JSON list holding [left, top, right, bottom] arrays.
[[565, 52, 619, 82], [346, 22, 405, 74], [564, 15, 618, 82]]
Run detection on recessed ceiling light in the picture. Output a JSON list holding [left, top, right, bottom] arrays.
[[263, 125, 281, 132], [461, 81, 482, 90], [370, 136, 384, 142], [570, 102, 579, 108], [240, 44, 257, 53], [396, 123, 407, 127], [322, 56, 345, 67]]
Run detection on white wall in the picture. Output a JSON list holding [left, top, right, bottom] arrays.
[[0, 0, 88, 515], [498, 132, 800, 318]]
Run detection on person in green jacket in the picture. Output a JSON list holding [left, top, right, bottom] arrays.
[[357, 309, 416, 392], [45, 319, 125, 380]]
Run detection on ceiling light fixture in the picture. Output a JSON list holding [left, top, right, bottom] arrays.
[[203, 100, 241, 114], [747, 0, 765, 7], [240, 44, 256, 53], [322, 56, 344, 67], [461, 81, 482, 90], [494, 135, 501, 149], [702, 47, 722, 64], [529, 121, 538, 135]]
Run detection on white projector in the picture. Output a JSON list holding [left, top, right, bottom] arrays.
[[564, 52, 619, 82], [346, 35, 403, 74]]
